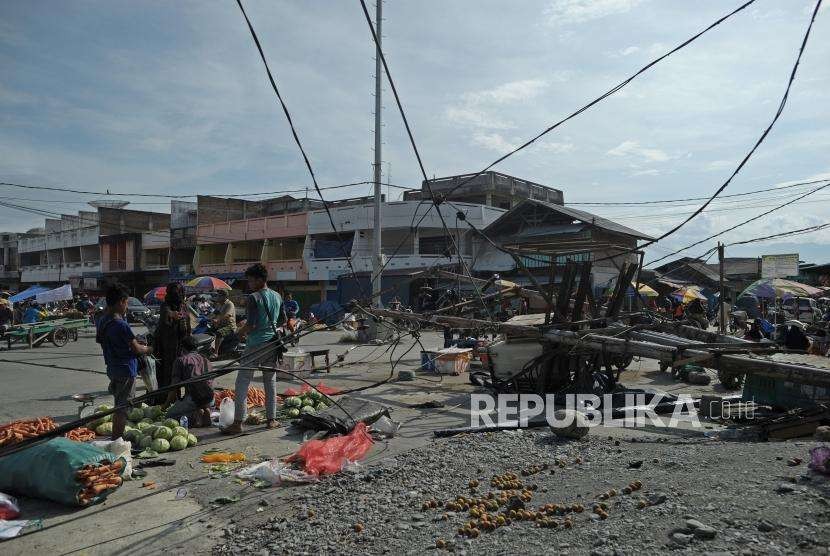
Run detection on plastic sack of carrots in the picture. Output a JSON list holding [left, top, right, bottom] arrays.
[[214, 387, 266, 409], [0, 437, 126, 507], [0, 417, 57, 447]]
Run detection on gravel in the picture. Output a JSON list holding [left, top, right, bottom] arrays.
[[214, 430, 830, 555]]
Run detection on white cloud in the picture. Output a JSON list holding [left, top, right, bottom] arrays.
[[631, 168, 660, 176], [472, 133, 517, 153], [540, 141, 575, 154], [619, 46, 640, 57], [607, 140, 670, 162], [705, 159, 734, 172], [444, 106, 514, 130], [545, 0, 645, 26], [463, 79, 550, 104], [446, 79, 553, 132]]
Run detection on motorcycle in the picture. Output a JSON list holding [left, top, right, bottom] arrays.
[[193, 315, 244, 361]]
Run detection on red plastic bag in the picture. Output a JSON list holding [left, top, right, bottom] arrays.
[[286, 422, 373, 475], [0, 492, 21, 520], [282, 382, 341, 397]]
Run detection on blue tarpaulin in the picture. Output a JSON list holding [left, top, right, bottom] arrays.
[[9, 285, 49, 303]]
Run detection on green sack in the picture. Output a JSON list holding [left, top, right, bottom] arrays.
[[0, 437, 125, 507]]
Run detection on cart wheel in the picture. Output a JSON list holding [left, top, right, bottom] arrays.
[[51, 327, 70, 347], [718, 370, 745, 390], [615, 354, 634, 371], [71, 329, 79, 342]]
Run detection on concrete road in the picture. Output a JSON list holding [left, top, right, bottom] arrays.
[[0, 326, 733, 554]]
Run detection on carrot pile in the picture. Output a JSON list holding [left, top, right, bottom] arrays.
[[200, 452, 246, 463], [66, 427, 97, 442], [75, 459, 124, 506], [213, 387, 266, 408], [0, 417, 57, 447]]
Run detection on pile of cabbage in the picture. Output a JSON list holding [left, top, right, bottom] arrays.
[[281, 389, 331, 418], [92, 403, 197, 453]]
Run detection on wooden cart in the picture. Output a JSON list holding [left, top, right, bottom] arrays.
[[3, 318, 89, 350]]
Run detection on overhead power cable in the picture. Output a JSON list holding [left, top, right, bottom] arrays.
[[593, 0, 823, 264], [726, 221, 830, 247], [0, 180, 413, 200], [438, 0, 759, 202], [356, 0, 493, 317], [235, 0, 367, 296], [646, 179, 830, 265], [568, 178, 830, 206]]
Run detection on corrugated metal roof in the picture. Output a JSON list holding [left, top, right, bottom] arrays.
[[487, 199, 654, 240]]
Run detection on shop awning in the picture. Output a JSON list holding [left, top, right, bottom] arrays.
[[8, 285, 49, 303]]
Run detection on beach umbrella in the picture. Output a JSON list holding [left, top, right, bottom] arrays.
[[672, 285, 707, 303], [185, 276, 232, 291], [739, 278, 822, 300], [636, 283, 659, 298], [144, 286, 167, 304]]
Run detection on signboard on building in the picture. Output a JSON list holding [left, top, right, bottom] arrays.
[[761, 253, 799, 278]]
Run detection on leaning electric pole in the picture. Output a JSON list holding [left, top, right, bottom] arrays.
[[371, 0, 383, 311]]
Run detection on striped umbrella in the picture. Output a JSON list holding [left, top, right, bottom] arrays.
[[185, 276, 232, 291]]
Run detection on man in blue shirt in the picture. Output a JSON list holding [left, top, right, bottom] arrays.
[[22, 302, 41, 324], [96, 284, 153, 440]]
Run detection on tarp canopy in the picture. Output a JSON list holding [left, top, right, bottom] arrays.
[[36, 284, 73, 304], [8, 285, 49, 303]]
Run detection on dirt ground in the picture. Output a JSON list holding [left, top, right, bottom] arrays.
[[1, 328, 827, 555]]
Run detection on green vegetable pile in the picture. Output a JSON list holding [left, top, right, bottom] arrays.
[[281, 390, 331, 418], [97, 403, 199, 453]]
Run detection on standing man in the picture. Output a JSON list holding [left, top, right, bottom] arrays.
[[96, 284, 152, 440], [210, 289, 236, 356], [221, 263, 282, 434]]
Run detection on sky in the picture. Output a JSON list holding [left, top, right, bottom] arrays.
[[1, 0, 829, 265]]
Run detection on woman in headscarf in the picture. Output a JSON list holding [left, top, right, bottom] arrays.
[[153, 282, 191, 405]]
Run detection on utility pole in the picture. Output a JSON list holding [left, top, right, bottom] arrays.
[[371, 0, 383, 311], [718, 242, 726, 334]]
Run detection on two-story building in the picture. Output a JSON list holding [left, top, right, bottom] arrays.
[[193, 195, 324, 308], [305, 199, 505, 304], [18, 212, 102, 290], [402, 172, 651, 296], [98, 207, 171, 295], [170, 200, 198, 280], [0, 231, 32, 290]]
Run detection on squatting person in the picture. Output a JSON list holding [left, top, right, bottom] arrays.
[[165, 335, 214, 427]]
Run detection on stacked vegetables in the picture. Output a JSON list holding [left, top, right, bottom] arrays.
[[214, 387, 266, 408], [0, 417, 116, 447], [119, 405, 198, 454], [75, 459, 124, 506], [0, 417, 57, 447], [282, 389, 330, 418]]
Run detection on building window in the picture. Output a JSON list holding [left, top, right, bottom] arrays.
[[519, 252, 591, 269]]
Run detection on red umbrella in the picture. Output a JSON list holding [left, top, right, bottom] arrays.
[[144, 286, 167, 304]]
